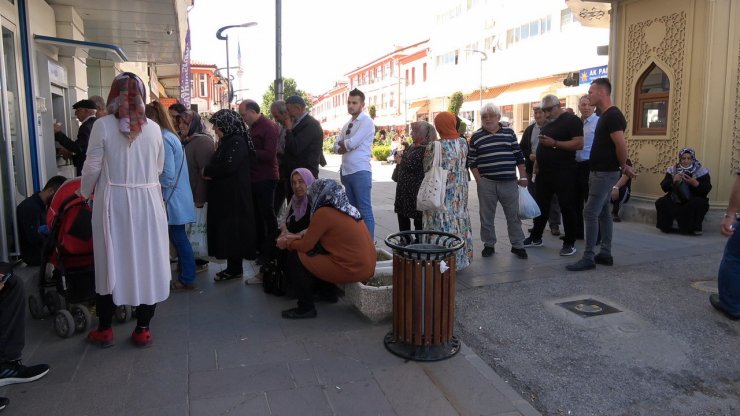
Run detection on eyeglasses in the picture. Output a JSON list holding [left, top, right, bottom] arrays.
[[346, 123, 353, 136]]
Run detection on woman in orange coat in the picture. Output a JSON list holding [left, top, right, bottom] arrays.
[[277, 178, 375, 319]]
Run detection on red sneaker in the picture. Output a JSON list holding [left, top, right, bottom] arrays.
[[131, 328, 152, 348], [86, 328, 114, 348]]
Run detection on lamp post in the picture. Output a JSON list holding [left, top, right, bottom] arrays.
[[216, 22, 257, 108], [465, 49, 488, 128]]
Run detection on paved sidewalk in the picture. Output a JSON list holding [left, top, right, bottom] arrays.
[[0, 154, 540, 416]]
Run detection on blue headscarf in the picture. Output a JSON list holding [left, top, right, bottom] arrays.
[[667, 147, 709, 177]]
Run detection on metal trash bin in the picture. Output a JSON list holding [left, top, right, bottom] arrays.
[[383, 231, 465, 361]]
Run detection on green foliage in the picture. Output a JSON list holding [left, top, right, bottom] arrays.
[[261, 78, 312, 119], [323, 136, 336, 153], [368, 104, 376, 119], [457, 119, 468, 135], [372, 145, 391, 161], [448, 91, 464, 115]]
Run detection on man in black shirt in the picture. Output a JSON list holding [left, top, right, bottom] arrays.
[[53, 99, 97, 176], [567, 78, 637, 271], [16, 176, 67, 266], [524, 95, 583, 256]]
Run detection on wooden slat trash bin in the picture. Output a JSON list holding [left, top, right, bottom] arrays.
[[383, 231, 465, 361]]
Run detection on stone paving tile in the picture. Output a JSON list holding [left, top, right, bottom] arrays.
[[266, 385, 333, 416], [119, 402, 188, 416], [123, 369, 189, 413], [324, 378, 396, 415], [189, 362, 294, 400], [57, 382, 128, 416], [373, 363, 459, 415], [210, 337, 308, 369], [190, 392, 269, 416], [0, 382, 67, 416], [286, 359, 319, 387], [343, 326, 409, 370]]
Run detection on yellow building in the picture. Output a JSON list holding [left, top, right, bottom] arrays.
[[597, 0, 739, 225]]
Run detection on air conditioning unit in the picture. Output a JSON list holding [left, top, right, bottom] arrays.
[[563, 72, 580, 87]]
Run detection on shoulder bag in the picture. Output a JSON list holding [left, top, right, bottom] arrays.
[[416, 141, 448, 211]]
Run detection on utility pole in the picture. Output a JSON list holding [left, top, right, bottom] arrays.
[[275, 0, 283, 100]]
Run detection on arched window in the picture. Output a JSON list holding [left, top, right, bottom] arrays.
[[633, 63, 670, 135]]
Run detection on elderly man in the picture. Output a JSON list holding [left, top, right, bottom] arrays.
[[468, 103, 528, 259], [282, 96, 324, 200], [89, 95, 107, 117], [524, 94, 583, 256], [239, 99, 280, 260], [567, 78, 637, 271], [574, 95, 599, 239], [53, 99, 97, 175], [334, 88, 376, 240]]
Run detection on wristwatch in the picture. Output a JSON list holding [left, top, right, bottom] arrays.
[[612, 186, 619, 190]]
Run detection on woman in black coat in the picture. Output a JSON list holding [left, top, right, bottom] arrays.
[[392, 121, 436, 231], [655, 147, 712, 235], [204, 110, 256, 280]]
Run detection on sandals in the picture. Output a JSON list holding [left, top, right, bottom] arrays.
[[170, 280, 197, 291], [214, 270, 243, 282]]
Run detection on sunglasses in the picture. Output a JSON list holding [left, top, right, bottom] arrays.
[[346, 123, 353, 136], [542, 105, 556, 112]]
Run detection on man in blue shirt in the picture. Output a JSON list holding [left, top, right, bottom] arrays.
[[468, 103, 528, 259]]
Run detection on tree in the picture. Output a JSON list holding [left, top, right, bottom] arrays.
[[261, 78, 312, 118], [448, 91, 464, 115], [368, 104, 376, 119]]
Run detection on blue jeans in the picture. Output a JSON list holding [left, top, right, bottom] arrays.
[[169, 224, 195, 284], [341, 170, 375, 240], [718, 221, 740, 315], [583, 170, 620, 261]]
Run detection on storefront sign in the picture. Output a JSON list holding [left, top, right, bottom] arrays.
[[180, 26, 191, 107], [579, 65, 608, 84]]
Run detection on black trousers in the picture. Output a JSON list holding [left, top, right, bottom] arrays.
[[574, 161, 591, 238], [273, 177, 288, 217], [530, 166, 578, 244], [95, 294, 156, 330], [286, 251, 335, 312], [252, 180, 279, 256], [397, 214, 422, 232], [0, 276, 25, 362]]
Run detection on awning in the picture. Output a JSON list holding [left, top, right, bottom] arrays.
[[34, 35, 128, 62], [415, 103, 429, 114], [409, 101, 426, 109]]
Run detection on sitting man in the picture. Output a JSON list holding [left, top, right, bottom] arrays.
[[16, 176, 67, 266], [0, 262, 51, 412]]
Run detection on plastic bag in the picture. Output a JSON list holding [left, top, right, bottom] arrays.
[[187, 204, 208, 258], [518, 186, 541, 219]]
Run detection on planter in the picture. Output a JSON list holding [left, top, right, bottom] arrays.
[[345, 248, 394, 323]]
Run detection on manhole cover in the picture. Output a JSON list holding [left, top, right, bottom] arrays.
[[557, 298, 621, 318], [691, 280, 718, 294]]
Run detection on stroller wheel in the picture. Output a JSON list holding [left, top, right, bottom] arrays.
[[45, 291, 66, 314], [54, 310, 76, 338], [114, 305, 132, 323], [28, 294, 48, 319], [70, 304, 92, 333]]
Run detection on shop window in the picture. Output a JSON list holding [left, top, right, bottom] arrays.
[[633, 63, 670, 135]]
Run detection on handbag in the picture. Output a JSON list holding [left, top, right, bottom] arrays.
[[670, 180, 691, 204], [518, 186, 541, 219], [416, 141, 448, 211], [187, 204, 208, 258]]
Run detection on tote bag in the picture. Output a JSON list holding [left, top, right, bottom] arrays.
[[416, 141, 448, 211], [187, 204, 208, 258]]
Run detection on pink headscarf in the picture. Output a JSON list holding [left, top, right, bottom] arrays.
[[106, 72, 147, 143], [288, 168, 316, 223]]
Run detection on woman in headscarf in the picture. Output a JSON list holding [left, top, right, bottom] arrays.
[[392, 121, 436, 232], [81, 72, 170, 348], [277, 178, 375, 319], [204, 109, 256, 280], [421, 111, 474, 270], [145, 101, 196, 290], [179, 111, 215, 272], [655, 147, 712, 235]]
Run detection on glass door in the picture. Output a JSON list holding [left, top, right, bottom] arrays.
[[0, 19, 27, 260]]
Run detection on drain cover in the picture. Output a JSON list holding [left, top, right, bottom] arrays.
[[557, 298, 621, 318]]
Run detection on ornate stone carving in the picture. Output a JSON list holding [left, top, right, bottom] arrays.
[[623, 12, 686, 175]]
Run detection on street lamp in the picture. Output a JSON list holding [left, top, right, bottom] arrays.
[[465, 49, 488, 128], [216, 22, 257, 108]]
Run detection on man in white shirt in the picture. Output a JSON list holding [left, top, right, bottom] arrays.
[[334, 88, 375, 239], [575, 95, 599, 239]]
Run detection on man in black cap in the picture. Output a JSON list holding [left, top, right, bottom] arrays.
[[280, 95, 324, 200], [0, 262, 50, 412], [53, 99, 98, 176]]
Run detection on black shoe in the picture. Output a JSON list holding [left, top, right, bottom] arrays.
[[523, 237, 543, 247], [0, 360, 50, 387], [511, 247, 528, 259], [214, 270, 243, 282], [566, 258, 595, 271], [481, 246, 495, 257], [594, 253, 614, 266], [709, 294, 740, 321], [281, 307, 317, 319], [0, 397, 7, 411], [550, 227, 561, 236]]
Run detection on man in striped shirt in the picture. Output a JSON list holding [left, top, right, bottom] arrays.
[[468, 103, 529, 259]]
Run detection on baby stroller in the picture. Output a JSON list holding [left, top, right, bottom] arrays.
[[27, 178, 133, 338]]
